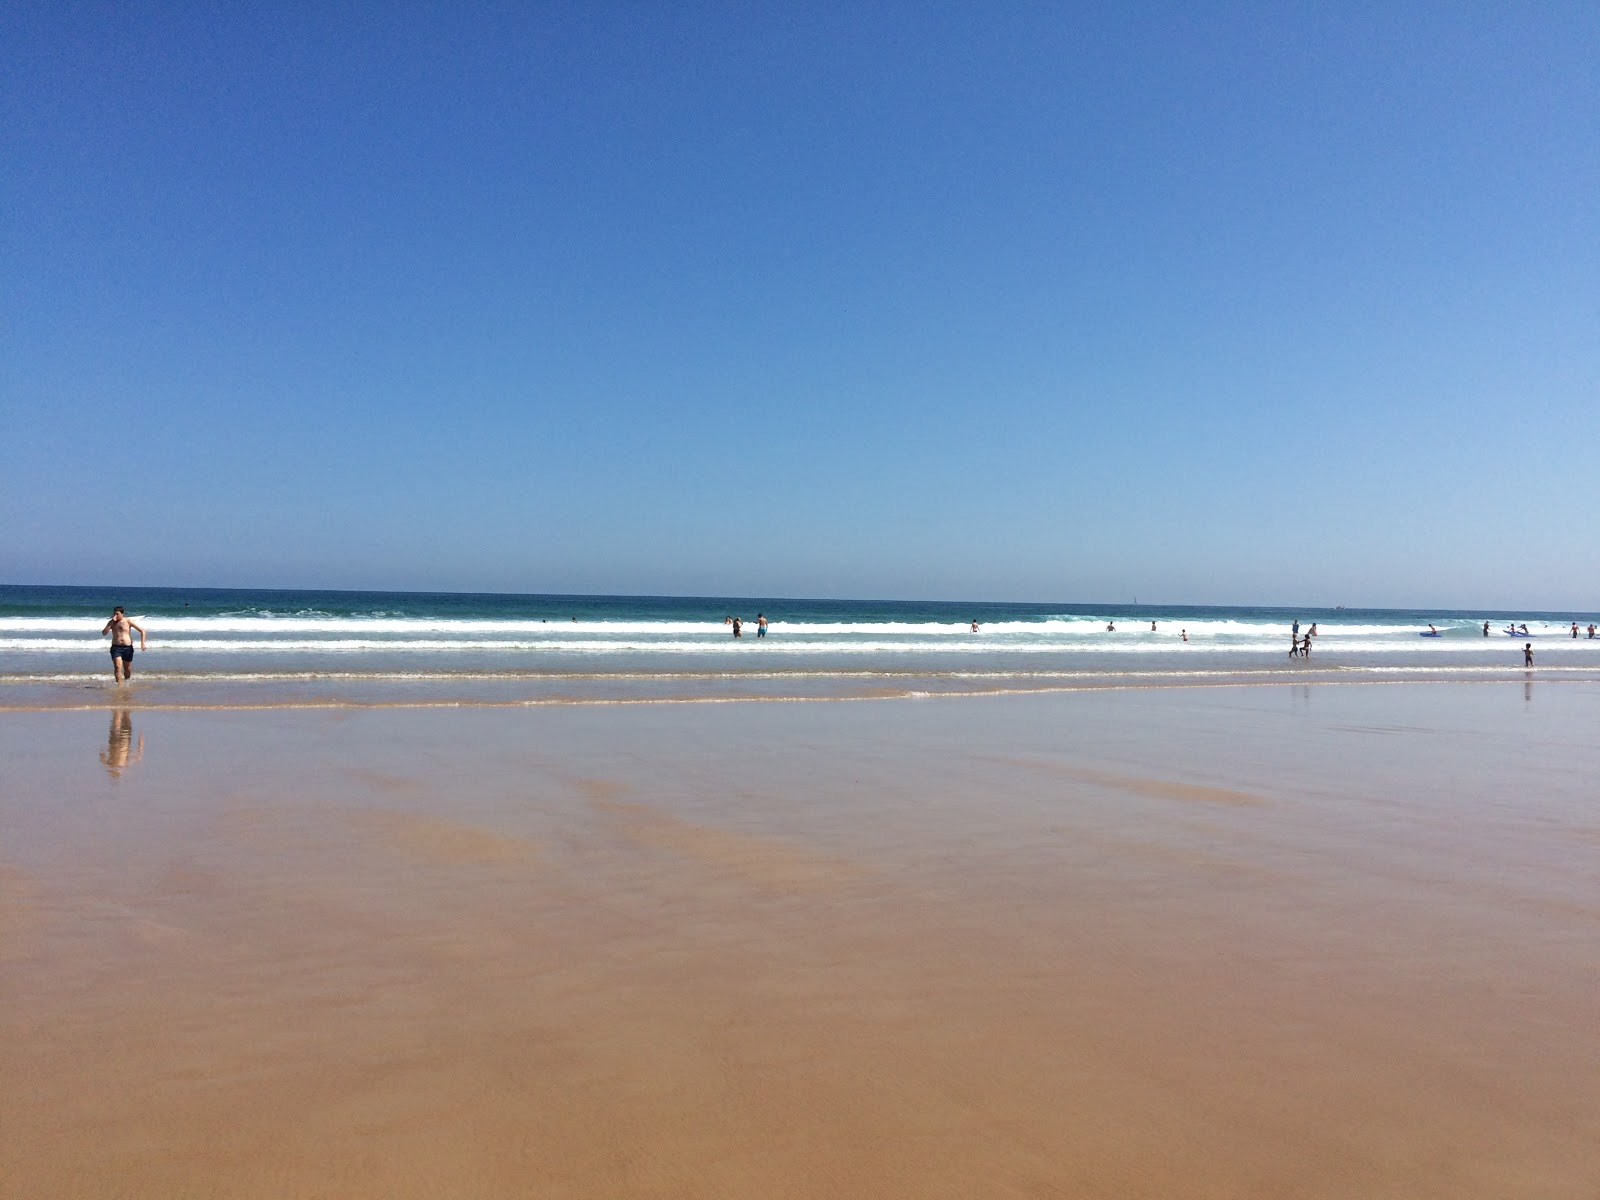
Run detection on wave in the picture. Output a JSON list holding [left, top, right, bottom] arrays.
[[0, 615, 1576, 637], [5, 635, 1595, 656]]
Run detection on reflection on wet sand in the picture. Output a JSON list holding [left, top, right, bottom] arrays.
[[98, 708, 143, 778], [3, 686, 1598, 1199]]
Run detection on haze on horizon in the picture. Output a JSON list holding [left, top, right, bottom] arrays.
[[4, 5, 1597, 611]]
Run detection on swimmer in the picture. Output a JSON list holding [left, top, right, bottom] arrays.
[[101, 606, 147, 683]]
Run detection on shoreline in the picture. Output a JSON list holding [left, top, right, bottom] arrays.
[[1, 665, 1594, 712]]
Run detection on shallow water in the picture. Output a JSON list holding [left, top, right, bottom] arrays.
[[6, 584, 1598, 708]]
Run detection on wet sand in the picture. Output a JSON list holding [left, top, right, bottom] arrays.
[[3, 683, 1598, 1197]]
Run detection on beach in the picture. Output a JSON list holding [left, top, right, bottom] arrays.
[[3, 680, 1597, 1197], [5, 587, 1600, 712]]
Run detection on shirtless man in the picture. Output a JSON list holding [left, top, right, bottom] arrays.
[[101, 606, 147, 683]]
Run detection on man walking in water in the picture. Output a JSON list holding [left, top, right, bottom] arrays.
[[101, 606, 147, 683], [1524, 643, 1534, 668]]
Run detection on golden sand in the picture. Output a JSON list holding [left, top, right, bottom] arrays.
[[3, 685, 1598, 1197]]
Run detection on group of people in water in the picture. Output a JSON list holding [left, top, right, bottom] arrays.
[[92, 605, 1600, 681], [1288, 619, 1319, 658], [1490, 621, 1596, 645], [724, 613, 768, 639], [1483, 621, 1596, 638], [1444, 619, 1599, 668]]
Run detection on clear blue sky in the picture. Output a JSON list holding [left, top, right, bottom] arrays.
[[5, 3, 1596, 608]]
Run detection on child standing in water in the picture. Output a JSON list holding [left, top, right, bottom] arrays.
[[101, 606, 147, 683]]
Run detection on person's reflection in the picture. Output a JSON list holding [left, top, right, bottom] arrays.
[[100, 708, 144, 777], [1524, 679, 1533, 704]]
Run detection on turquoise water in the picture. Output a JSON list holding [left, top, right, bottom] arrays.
[[3, 584, 1596, 707]]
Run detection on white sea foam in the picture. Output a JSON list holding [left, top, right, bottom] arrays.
[[7, 607, 1593, 699], [0, 615, 1574, 637], [4, 634, 1593, 656]]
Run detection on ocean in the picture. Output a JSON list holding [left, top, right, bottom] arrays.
[[3, 584, 1597, 708]]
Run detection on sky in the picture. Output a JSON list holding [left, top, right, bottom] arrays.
[[4, 3, 1597, 608]]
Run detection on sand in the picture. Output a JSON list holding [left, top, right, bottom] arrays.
[[3, 682, 1598, 1197]]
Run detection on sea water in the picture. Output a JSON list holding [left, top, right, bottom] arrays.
[[2, 584, 1596, 708]]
